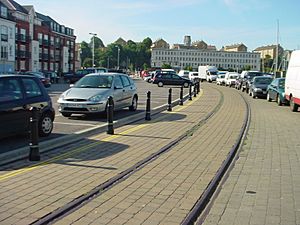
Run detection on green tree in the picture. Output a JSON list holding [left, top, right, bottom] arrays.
[[184, 65, 193, 71], [162, 63, 172, 69]]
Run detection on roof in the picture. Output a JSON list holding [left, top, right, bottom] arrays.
[[254, 45, 278, 51], [225, 43, 246, 48], [2, 0, 28, 14]]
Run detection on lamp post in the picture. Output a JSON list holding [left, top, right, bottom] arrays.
[[115, 45, 120, 70], [89, 32, 97, 68]]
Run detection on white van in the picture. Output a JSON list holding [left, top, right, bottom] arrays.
[[225, 72, 239, 87], [285, 50, 300, 112], [198, 65, 218, 82]]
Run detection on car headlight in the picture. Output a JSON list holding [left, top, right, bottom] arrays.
[[89, 95, 104, 102], [254, 88, 262, 92], [58, 93, 66, 101]]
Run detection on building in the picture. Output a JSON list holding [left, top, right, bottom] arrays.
[[253, 44, 284, 59], [0, 1, 15, 73], [224, 43, 247, 52], [0, 0, 76, 73], [151, 37, 260, 71]]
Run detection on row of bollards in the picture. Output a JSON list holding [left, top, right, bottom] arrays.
[[28, 82, 200, 161]]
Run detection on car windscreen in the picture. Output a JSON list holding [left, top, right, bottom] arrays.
[[229, 75, 238, 79], [74, 75, 113, 88], [254, 77, 272, 85], [210, 71, 218, 75], [248, 72, 262, 79]]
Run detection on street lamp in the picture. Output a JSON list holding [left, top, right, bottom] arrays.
[[115, 45, 120, 70], [89, 32, 97, 68]]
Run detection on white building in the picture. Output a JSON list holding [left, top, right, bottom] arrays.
[[0, 2, 15, 73], [151, 37, 261, 72]]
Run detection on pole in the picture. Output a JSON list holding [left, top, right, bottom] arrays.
[[168, 88, 172, 111], [107, 96, 114, 135], [145, 91, 151, 121], [117, 47, 120, 70], [193, 84, 197, 97], [179, 86, 183, 105], [89, 33, 97, 68], [29, 107, 40, 161], [189, 84, 192, 101]]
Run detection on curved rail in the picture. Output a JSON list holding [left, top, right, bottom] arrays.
[[180, 91, 251, 225], [30, 88, 225, 225]]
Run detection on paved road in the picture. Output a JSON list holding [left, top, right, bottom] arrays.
[[0, 83, 247, 225], [0, 79, 189, 154], [203, 90, 300, 225]]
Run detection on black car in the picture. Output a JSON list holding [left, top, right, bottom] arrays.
[[22, 71, 51, 88], [152, 73, 192, 87], [249, 76, 273, 98], [241, 71, 263, 93], [64, 67, 108, 84], [0, 75, 55, 139]]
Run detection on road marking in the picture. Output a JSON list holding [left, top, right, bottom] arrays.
[[54, 122, 97, 127], [0, 90, 203, 182]]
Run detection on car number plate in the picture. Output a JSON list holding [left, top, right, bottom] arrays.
[[67, 103, 84, 108]]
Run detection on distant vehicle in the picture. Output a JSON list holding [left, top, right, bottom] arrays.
[[178, 70, 190, 79], [267, 78, 286, 106], [22, 71, 51, 88], [189, 71, 200, 83], [285, 50, 300, 112], [216, 74, 226, 85], [225, 72, 239, 87], [240, 71, 263, 93], [152, 73, 191, 87], [64, 67, 108, 84], [44, 71, 59, 83], [151, 70, 177, 83], [249, 76, 273, 98], [198, 65, 218, 82], [0, 75, 55, 138], [58, 73, 138, 117]]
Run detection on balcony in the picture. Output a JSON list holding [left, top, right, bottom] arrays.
[[43, 40, 49, 46], [43, 54, 49, 60], [16, 50, 30, 58], [54, 55, 60, 61], [15, 34, 30, 42]]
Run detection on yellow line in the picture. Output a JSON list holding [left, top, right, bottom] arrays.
[[0, 90, 204, 182]]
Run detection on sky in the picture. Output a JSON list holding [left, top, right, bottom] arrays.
[[16, 0, 300, 51]]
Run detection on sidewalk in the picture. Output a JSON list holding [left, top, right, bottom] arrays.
[[0, 84, 247, 225], [203, 94, 300, 225]]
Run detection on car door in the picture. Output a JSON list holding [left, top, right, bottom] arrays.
[[120, 75, 134, 107], [0, 77, 26, 138], [269, 79, 277, 99], [171, 74, 182, 85], [112, 75, 125, 109]]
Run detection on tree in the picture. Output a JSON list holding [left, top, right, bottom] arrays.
[[162, 63, 172, 69], [184, 65, 193, 71]]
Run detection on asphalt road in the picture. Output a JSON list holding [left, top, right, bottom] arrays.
[[0, 78, 190, 154]]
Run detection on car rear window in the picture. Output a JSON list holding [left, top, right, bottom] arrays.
[[0, 78, 23, 103]]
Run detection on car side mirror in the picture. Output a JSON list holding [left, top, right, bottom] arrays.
[[70, 84, 74, 88]]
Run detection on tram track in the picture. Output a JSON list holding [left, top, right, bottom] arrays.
[[27, 87, 225, 225]]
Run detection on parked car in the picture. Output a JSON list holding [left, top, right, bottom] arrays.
[[22, 71, 51, 88], [0, 75, 55, 139], [44, 71, 59, 83], [225, 72, 239, 87], [64, 67, 108, 84], [285, 50, 300, 112], [216, 74, 226, 85], [178, 70, 190, 79], [267, 78, 286, 106], [151, 70, 177, 83], [249, 76, 273, 98], [57, 73, 138, 117], [152, 73, 192, 87], [241, 71, 263, 93]]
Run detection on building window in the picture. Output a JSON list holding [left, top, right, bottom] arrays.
[[38, 33, 42, 44], [1, 6, 7, 18], [1, 25, 8, 41], [20, 60, 26, 70], [1, 46, 7, 59]]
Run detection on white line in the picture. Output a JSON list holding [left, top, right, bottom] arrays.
[[54, 122, 97, 127]]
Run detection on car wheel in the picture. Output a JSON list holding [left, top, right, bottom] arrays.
[[183, 82, 189, 88], [252, 92, 256, 98], [62, 112, 72, 117], [158, 82, 163, 87], [267, 92, 271, 102], [290, 96, 298, 112], [129, 96, 138, 111], [39, 113, 53, 137], [277, 94, 282, 106]]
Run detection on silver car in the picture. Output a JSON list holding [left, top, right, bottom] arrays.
[[58, 73, 138, 117]]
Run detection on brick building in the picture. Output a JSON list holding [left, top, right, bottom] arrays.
[[0, 0, 76, 73]]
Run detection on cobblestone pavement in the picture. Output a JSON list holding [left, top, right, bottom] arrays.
[[0, 84, 247, 225], [203, 92, 300, 225]]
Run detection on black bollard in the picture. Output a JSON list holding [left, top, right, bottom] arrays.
[[193, 83, 197, 97], [179, 86, 183, 106], [168, 88, 172, 111], [189, 84, 192, 101], [107, 96, 114, 135], [29, 107, 40, 161], [145, 91, 151, 121]]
